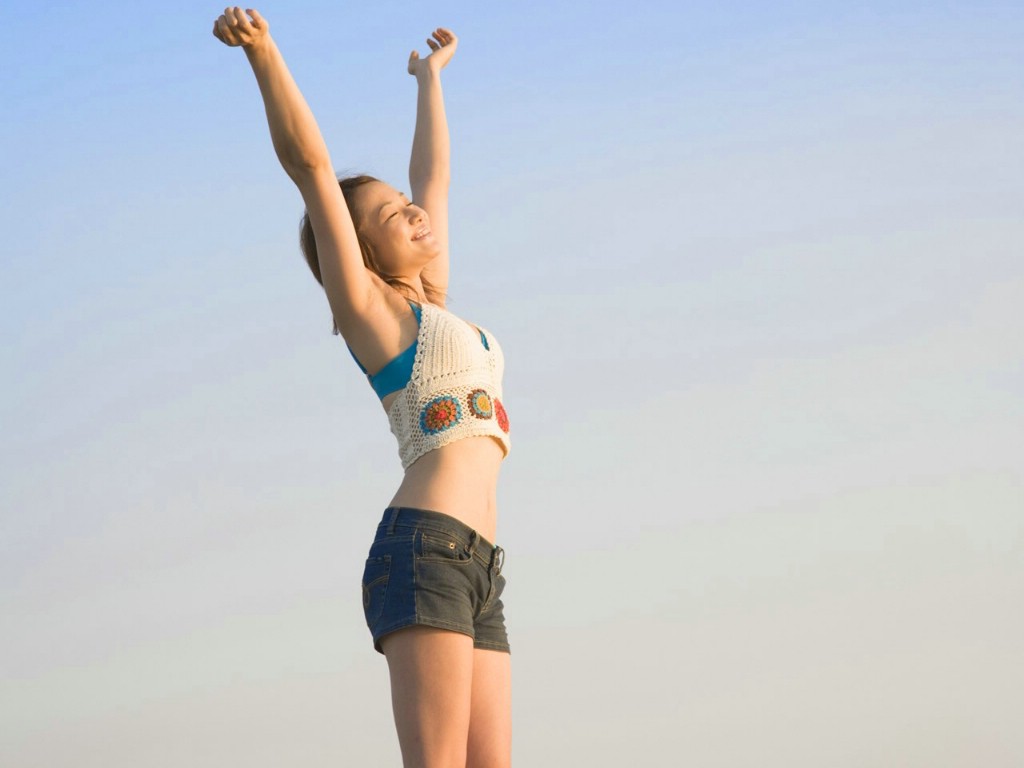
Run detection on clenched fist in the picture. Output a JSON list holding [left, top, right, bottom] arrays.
[[212, 7, 269, 50]]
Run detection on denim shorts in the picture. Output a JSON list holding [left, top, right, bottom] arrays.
[[361, 506, 510, 655]]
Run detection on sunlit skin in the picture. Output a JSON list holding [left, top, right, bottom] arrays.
[[213, 8, 511, 768]]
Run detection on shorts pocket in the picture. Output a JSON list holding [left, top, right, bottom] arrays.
[[417, 530, 473, 565], [361, 555, 391, 628]]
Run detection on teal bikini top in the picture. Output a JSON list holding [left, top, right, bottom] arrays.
[[345, 300, 422, 400], [345, 300, 491, 401]]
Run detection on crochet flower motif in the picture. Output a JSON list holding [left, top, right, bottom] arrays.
[[494, 398, 509, 433], [468, 389, 493, 419], [421, 395, 462, 434]]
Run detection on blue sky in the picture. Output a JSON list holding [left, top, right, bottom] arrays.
[[2, 1, 1023, 765]]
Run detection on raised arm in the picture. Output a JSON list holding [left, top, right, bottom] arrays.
[[407, 28, 458, 296], [213, 7, 376, 325]]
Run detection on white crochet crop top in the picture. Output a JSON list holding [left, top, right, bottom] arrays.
[[380, 301, 510, 469]]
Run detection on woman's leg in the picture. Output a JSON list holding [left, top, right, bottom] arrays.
[[381, 625, 475, 768], [466, 647, 512, 768]]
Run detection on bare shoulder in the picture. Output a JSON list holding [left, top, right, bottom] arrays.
[[335, 276, 419, 372]]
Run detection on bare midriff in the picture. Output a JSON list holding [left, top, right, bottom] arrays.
[[382, 393, 504, 543]]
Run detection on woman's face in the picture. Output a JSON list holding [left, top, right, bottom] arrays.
[[350, 181, 440, 274]]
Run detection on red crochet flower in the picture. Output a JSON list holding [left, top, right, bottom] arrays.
[[494, 398, 509, 433]]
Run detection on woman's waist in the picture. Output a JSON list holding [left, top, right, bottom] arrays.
[[389, 437, 502, 540]]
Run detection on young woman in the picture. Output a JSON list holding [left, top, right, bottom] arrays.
[[213, 8, 512, 767]]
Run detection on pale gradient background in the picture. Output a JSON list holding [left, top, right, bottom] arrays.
[[2, 1, 1022, 766]]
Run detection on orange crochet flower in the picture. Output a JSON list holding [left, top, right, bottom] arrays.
[[420, 395, 462, 434]]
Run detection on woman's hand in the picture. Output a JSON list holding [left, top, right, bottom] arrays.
[[212, 7, 269, 50], [408, 28, 458, 76]]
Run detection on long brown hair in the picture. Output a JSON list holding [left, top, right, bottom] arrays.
[[299, 174, 447, 334]]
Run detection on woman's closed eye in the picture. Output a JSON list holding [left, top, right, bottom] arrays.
[[385, 200, 411, 222]]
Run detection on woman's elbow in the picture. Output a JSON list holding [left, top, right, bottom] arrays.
[[282, 155, 333, 182]]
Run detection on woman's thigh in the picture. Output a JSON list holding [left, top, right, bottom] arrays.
[[381, 625, 475, 767], [467, 647, 512, 768]]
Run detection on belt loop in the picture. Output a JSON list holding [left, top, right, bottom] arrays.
[[386, 507, 400, 535], [467, 529, 478, 554]]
